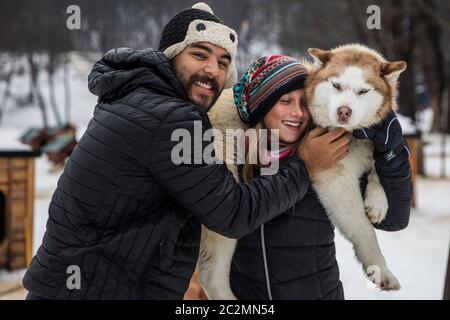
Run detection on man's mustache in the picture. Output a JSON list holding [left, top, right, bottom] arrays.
[[188, 75, 219, 96]]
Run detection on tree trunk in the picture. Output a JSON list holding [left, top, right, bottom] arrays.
[[28, 53, 48, 128], [47, 54, 62, 126], [0, 56, 15, 124], [397, 66, 417, 119], [416, 0, 446, 132], [63, 54, 71, 125], [390, 0, 417, 119]]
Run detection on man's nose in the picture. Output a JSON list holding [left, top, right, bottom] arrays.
[[204, 59, 220, 78]]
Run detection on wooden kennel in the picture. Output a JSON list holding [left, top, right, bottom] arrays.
[[0, 149, 40, 270]]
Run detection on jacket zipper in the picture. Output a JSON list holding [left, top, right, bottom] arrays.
[[260, 224, 273, 300]]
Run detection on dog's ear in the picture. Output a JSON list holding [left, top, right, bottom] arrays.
[[308, 48, 332, 70], [381, 61, 407, 83]]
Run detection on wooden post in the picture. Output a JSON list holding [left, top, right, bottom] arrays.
[[6, 158, 12, 269], [405, 137, 417, 208], [0, 149, 40, 270], [25, 158, 35, 266], [0, 178, 7, 268]]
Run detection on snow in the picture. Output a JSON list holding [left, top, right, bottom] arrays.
[[397, 113, 419, 135], [421, 133, 450, 178], [416, 108, 434, 134], [0, 128, 32, 151], [0, 52, 449, 300], [335, 177, 450, 300]]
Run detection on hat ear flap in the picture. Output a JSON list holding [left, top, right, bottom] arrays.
[[225, 62, 238, 89], [308, 48, 332, 71]]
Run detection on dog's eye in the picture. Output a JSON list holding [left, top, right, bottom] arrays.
[[358, 88, 370, 95], [332, 82, 342, 91]]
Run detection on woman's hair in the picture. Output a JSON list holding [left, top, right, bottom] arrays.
[[242, 121, 264, 183], [241, 116, 312, 183]]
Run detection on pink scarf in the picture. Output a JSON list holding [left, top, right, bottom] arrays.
[[266, 146, 296, 161], [258, 146, 296, 167], [244, 134, 296, 167]]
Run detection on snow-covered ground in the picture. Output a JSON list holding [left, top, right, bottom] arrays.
[[336, 177, 450, 300], [0, 52, 449, 300]]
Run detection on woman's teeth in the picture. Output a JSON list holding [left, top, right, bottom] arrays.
[[195, 81, 212, 90], [282, 120, 301, 128]]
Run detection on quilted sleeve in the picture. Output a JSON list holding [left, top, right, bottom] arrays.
[[146, 103, 311, 239], [373, 143, 413, 231]]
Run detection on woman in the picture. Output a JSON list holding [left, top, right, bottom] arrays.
[[229, 55, 412, 300]]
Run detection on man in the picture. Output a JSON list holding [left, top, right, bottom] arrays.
[[23, 3, 351, 299]]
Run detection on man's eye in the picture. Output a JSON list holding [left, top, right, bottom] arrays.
[[193, 52, 206, 59], [219, 61, 229, 69], [281, 100, 291, 104]]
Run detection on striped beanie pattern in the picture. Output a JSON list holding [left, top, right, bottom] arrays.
[[233, 55, 308, 125]]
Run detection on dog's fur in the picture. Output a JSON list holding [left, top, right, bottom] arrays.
[[199, 44, 407, 299], [198, 88, 244, 300]]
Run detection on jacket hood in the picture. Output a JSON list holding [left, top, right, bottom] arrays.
[[88, 48, 186, 102]]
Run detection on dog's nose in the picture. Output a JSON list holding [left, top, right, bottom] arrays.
[[337, 106, 352, 123]]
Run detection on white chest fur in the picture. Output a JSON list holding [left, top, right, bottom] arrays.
[[309, 136, 400, 290], [314, 138, 374, 183], [340, 139, 374, 177]]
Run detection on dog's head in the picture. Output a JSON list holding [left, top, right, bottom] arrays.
[[304, 44, 406, 130]]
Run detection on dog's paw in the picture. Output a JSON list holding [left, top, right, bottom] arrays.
[[364, 190, 389, 224], [365, 206, 388, 225], [366, 265, 401, 291]]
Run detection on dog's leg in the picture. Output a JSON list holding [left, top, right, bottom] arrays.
[[313, 171, 400, 291], [364, 167, 389, 224], [197, 103, 241, 300], [198, 226, 238, 300], [194, 89, 242, 300]]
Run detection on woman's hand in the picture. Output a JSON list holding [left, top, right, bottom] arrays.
[[298, 127, 352, 178]]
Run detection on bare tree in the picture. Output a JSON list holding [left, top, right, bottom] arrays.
[[345, 0, 449, 131], [47, 53, 63, 126], [416, 0, 449, 132], [0, 54, 16, 124], [28, 54, 48, 128]]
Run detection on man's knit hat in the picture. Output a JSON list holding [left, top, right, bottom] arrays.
[[158, 2, 238, 88], [233, 55, 309, 125]]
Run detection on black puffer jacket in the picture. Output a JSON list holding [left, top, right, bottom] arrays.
[[231, 150, 412, 300], [22, 48, 311, 299]]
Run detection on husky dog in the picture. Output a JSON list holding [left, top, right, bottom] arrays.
[[199, 44, 407, 299], [303, 44, 406, 291]]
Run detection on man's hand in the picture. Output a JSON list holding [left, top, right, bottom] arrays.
[[298, 127, 352, 178]]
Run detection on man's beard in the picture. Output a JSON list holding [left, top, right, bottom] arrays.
[[179, 73, 221, 111]]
